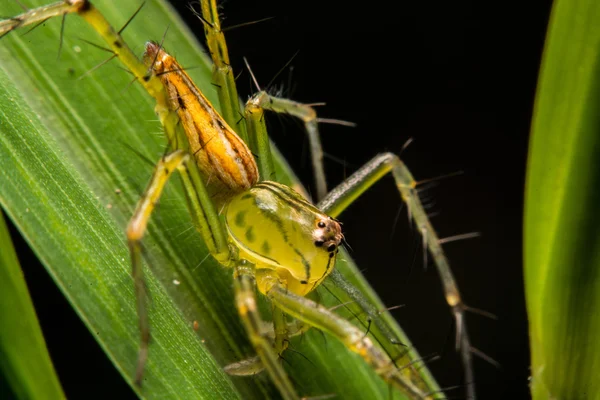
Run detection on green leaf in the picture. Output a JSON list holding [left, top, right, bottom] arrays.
[[525, 0, 600, 398], [0, 211, 66, 400], [0, 0, 440, 399]]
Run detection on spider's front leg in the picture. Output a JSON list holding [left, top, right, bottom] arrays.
[[244, 91, 330, 200], [232, 262, 300, 400], [265, 278, 435, 400], [318, 152, 476, 399]]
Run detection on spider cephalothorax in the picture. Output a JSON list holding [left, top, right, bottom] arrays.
[[226, 181, 343, 296]]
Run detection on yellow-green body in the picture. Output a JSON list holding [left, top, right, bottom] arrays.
[[226, 181, 341, 296]]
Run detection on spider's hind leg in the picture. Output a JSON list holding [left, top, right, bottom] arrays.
[[196, 0, 330, 201]]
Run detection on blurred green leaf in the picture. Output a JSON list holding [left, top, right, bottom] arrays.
[[0, 0, 439, 399], [525, 0, 600, 398], [0, 211, 66, 400]]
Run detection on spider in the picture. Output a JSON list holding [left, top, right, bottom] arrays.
[[0, 1, 477, 399]]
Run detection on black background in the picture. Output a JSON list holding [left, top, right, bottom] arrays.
[[5, 0, 554, 399]]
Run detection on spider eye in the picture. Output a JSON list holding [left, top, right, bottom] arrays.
[[317, 221, 326, 228], [327, 244, 336, 252], [314, 240, 324, 247]]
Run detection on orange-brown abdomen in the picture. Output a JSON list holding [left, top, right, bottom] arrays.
[[144, 42, 258, 201]]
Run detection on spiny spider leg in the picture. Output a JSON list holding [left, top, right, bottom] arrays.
[[197, 0, 331, 200], [318, 153, 475, 399]]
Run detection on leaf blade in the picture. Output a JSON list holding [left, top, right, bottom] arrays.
[[0, 211, 66, 400], [525, 0, 600, 398]]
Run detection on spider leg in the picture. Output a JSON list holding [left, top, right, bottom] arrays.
[[266, 279, 434, 400], [127, 149, 230, 383], [318, 153, 476, 399], [196, 1, 329, 200], [233, 262, 300, 400]]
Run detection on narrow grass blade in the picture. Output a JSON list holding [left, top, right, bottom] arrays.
[[0, 211, 66, 400], [525, 0, 600, 398]]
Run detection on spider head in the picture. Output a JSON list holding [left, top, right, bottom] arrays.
[[313, 217, 343, 254]]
